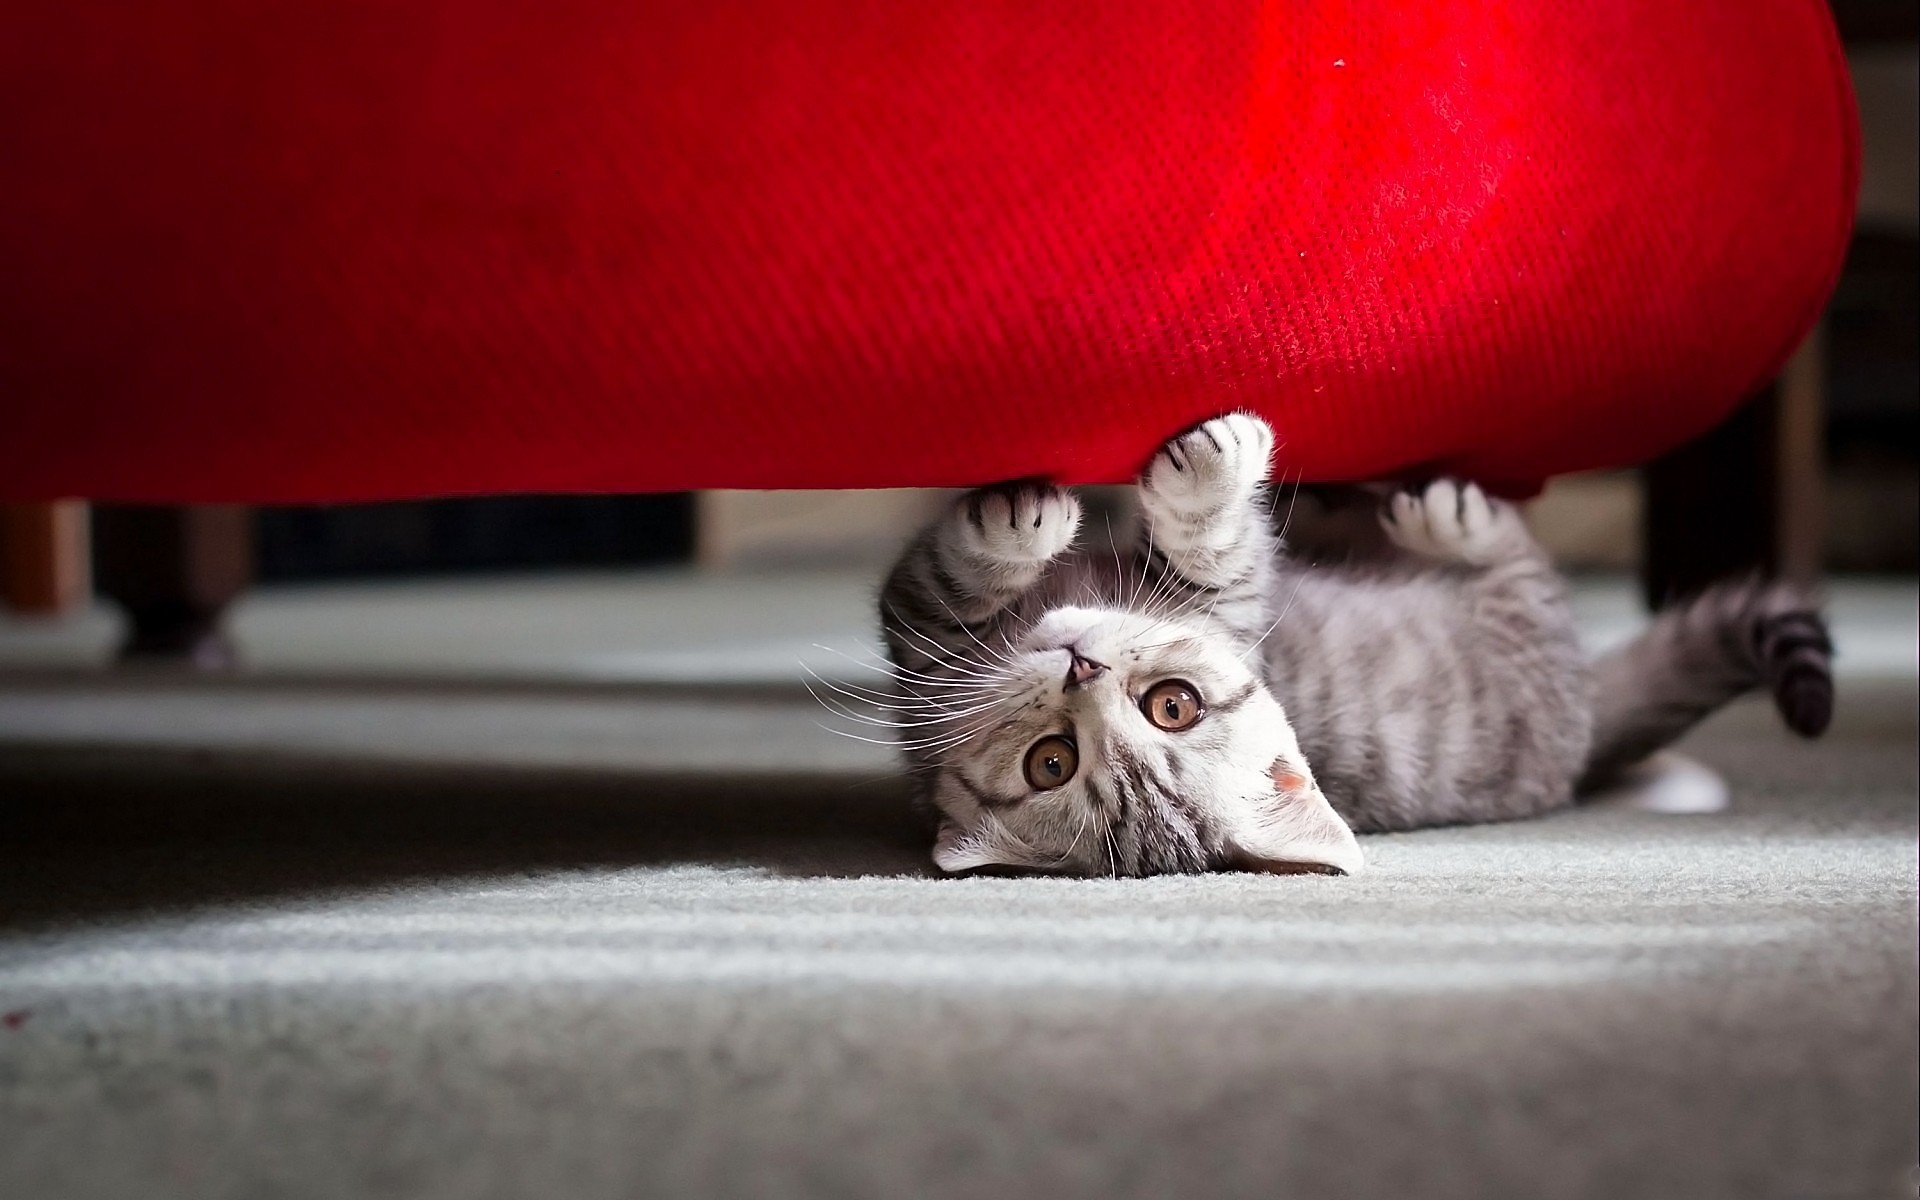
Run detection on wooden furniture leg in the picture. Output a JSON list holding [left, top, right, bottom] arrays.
[[92, 505, 254, 667], [1, 502, 91, 616], [1640, 332, 1825, 607]]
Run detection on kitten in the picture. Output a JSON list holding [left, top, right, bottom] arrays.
[[872, 413, 1833, 877]]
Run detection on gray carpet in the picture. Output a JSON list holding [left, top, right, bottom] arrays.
[[0, 669, 1914, 1200]]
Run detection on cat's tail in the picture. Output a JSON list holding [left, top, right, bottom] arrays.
[[1577, 579, 1833, 792]]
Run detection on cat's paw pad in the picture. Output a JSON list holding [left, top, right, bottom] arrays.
[[960, 482, 1081, 565], [1380, 479, 1527, 565], [1140, 413, 1274, 516]]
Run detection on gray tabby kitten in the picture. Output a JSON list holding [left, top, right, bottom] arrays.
[[875, 413, 1832, 876]]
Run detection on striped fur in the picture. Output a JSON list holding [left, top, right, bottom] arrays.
[[870, 414, 1833, 875], [1578, 580, 1834, 790]]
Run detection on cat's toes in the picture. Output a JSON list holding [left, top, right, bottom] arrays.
[[1140, 413, 1274, 516], [1379, 479, 1530, 565], [960, 482, 1081, 565]]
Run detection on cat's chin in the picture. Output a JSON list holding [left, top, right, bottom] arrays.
[[1020, 604, 1124, 656]]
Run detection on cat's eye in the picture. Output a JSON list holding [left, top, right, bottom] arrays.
[[1141, 680, 1205, 731], [1022, 736, 1079, 791]]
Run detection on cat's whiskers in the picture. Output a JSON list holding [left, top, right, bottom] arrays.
[[1138, 471, 1297, 634], [1127, 512, 1160, 613], [814, 641, 1006, 692], [1147, 575, 1219, 631], [806, 641, 998, 687], [810, 666, 1011, 730], [809, 698, 1009, 734], [1101, 511, 1131, 612], [891, 645, 1012, 692], [818, 727, 981, 754], [881, 601, 1000, 661], [882, 667, 1005, 692], [1271, 469, 1303, 550], [1144, 539, 1197, 615], [1237, 565, 1313, 662], [1150, 563, 1238, 640], [925, 590, 1030, 676], [802, 666, 996, 711], [919, 589, 1028, 673], [1134, 517, 1173, 614], [815, 725, 932, 749], [805, 678, 1011, 726], [823, 707, 1003, 754], [869, 631, 1010, 690], [1138, 516, 1212, 620], [898, 714, 1006, 754], [1118, 633, 1200, 655], [899, 694, 1037, 750], [804, 656, 1019, 748], [1045, 806, 1094, 869]]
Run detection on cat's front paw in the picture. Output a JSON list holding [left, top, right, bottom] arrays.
[[959, 482, 1081, 566], [1380, 478, 1532, 566], [1139, 413, 1274, 520]]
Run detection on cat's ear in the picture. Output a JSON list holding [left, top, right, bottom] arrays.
[[1227, 758, 1365, 876], [932, 817, 1039, 874]]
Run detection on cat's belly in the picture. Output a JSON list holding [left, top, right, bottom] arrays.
[[1262, 568, 1591, 833]]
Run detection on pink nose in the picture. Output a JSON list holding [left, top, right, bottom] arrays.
[[1064, 654, 1107, 689]]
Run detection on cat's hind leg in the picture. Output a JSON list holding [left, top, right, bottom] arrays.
[[1379, 478, 1539, 567]]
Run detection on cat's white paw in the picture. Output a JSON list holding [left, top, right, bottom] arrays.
[[1380, 479, 1529, 566], [1139, 413, 1274, 519], [959, 483, 1081, 565]]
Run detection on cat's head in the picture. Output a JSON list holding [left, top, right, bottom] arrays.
[[913, 605, 1363, 877]]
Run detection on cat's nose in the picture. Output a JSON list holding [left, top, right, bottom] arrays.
[[1064, 653, 1108, 689]]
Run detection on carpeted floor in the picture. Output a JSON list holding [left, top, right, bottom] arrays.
[[0, 577, 1914, 1200]]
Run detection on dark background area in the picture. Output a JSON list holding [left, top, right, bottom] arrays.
[[252, 494, 696, 581], [1826, 231, 1918, 472]]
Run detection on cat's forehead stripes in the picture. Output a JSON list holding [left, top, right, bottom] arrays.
[[1128, 634, 1210, 660], [1101, 738, 1209, 870], [1204, 679, 1261, 715]]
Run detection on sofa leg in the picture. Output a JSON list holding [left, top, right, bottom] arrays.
[[1640, 390, 1779, 607], [92, 505, 253, 668], [1, 502, 91, 616], [1639, 333, 1824, 608]]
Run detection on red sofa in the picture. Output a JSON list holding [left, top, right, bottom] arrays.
[[1, 1, 1856, 504]]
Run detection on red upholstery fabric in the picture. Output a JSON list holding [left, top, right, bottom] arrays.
[[1, 1, 1856, 503]]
